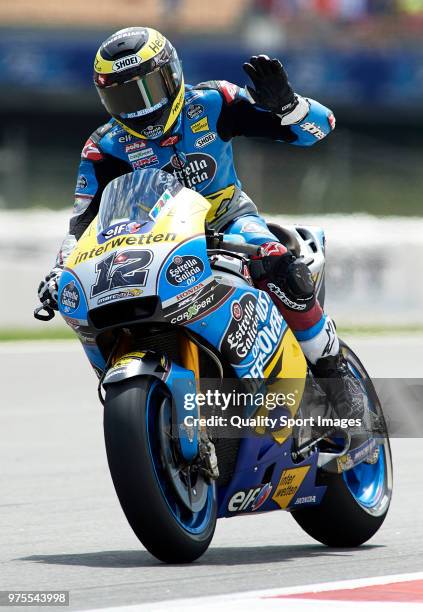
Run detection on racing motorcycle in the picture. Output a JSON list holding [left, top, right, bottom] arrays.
[[35, 168, 392, 563]]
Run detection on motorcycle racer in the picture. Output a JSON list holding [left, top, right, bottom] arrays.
[[38, 27, 365, 422]]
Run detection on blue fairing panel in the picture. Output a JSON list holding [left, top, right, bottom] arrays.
[[217, 437, 326, 518], [58, 269, 88, 323], [157, 236, 213, 304]]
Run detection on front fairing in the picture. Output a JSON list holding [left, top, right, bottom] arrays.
[[60, 169, 213, 319]]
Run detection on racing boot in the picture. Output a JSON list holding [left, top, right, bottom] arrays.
[[309, 350, 376, 455], [310, 351, 366, 424]]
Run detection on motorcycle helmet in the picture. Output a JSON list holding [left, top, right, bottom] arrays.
[[94, 27, 184, 139]]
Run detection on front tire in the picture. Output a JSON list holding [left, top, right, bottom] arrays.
[[292, 341, 393, 547], [104, 377, 216, 563]]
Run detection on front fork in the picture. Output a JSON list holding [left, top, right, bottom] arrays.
[[179, 333, 201, 382], [178, 334, 219, 479], [102, 330, 210, 467]]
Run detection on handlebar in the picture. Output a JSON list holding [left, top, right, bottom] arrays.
[[206, 231, 260, 257], [34, 300, 56, 321], [219, 240, 261, 257]]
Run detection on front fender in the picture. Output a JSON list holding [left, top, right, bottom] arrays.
[[103, 351, 199, 462]]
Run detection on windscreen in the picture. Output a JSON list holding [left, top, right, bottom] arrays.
[[97, 168, 183, 234]]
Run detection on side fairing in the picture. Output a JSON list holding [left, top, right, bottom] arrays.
[[186, 284, 306, 381]]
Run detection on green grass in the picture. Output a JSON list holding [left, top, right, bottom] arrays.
[[0, 327, 75, 342], [0, 324, 422, 342], [338, 325, 423, 336]]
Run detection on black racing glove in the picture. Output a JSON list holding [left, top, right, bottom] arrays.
[[243, 55, 296, 115]]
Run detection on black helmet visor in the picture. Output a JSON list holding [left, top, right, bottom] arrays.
[[97, 59, 182, 121]]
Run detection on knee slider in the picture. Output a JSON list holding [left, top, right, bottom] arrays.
[[286, 260, 315, 299]]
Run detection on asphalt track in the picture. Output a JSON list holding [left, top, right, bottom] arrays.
[[1, 336, 422, 611]]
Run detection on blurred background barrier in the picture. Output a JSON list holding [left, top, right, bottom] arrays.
[[2, 210, 422, 328], [0, 0, 422, 328]]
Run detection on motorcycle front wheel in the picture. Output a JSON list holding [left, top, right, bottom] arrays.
[[291, 341, 393, 547], [104, 377, 216, 563]]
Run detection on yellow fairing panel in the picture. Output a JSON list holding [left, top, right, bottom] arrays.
[[254, 329, 307, 444], [272, 466, 311, 509], [205, 185, 236, 224], [66, 188, 211, 270]]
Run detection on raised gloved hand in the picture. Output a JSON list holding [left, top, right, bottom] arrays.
[[243, 55, 309, 124], [243, 55, 295, 113], [37, 267, 62, 311]]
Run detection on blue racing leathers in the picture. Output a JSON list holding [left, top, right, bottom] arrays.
[[56, 80, 338, 364]]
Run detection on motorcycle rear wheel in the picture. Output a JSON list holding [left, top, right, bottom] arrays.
[[291, 341, 393, 547], [104, 377, 216, 563]]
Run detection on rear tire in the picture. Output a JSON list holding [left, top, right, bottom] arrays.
[[291, 459, 390, 547], [292, 341, 393, 547], [104, 377, 216, 563]]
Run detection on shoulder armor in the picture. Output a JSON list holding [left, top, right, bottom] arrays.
[[81, 123, 113, 161]]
